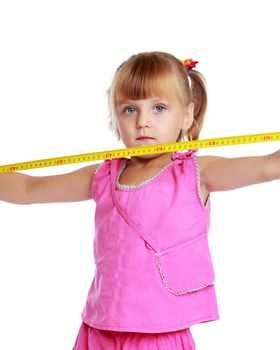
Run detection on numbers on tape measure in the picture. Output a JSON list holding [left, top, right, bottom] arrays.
[[0, 132, 279, 173]]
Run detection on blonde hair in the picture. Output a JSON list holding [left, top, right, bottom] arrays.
[[107, 51, 208, 141]]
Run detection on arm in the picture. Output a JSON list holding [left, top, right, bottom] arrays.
[[0, 163, 100, 204], [198, 150, 280, 193]]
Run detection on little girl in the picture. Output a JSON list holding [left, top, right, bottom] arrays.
[[0, 51, 279, 350]]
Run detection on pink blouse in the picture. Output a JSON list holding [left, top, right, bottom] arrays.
[[81, 150, 219, 333]]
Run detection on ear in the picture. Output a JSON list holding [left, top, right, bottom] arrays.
[[182, 102, 194, 131]]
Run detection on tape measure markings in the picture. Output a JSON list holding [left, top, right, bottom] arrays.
[[0, 132, 279, 173]]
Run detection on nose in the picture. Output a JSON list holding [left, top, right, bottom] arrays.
[[136, 112, 151, 129]]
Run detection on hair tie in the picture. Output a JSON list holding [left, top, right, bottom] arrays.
[[181, 58, 198, 71]]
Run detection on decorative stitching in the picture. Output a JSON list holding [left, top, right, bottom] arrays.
[[93, 162, 103, 176], [116, 160, 174, 190], [193, 155, 209, 208], [155, 255, 214, 296]]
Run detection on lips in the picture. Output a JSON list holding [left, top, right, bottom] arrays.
[[136, 136, 154, 140]]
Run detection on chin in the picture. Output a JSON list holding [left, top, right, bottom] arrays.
[[134, 153, 168, 160], [135, 154, 157, 159]]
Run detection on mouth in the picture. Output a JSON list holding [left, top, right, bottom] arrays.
[[136, 136, 155, 140]]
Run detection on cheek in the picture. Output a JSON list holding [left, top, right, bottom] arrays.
[[164, 118, 182, 133]]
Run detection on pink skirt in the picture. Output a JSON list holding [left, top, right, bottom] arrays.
[[73, 322, 196, 350]]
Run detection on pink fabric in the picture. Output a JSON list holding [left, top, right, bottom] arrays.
[[73, 322, 196, 350], [81, 150, 219, 332]]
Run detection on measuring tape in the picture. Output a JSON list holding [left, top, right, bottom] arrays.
[[0, 132, 279, 173]]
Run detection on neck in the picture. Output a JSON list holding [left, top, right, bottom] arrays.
[[128, 152, 174, 168]]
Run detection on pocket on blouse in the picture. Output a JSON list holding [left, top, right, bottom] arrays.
[[155, 235, 215, 296]]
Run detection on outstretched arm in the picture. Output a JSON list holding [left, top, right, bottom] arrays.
[[198, 150, 280, 193], [0, 163, 100, 204]]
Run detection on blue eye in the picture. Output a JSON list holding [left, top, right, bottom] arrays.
[[124, 106, 135, 115], [155, 105, 166, 113]]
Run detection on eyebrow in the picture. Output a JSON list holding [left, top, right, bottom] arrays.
[[116, 98, 169, 107]]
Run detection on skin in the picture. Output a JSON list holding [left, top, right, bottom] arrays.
[[115, 96, 194, 164], [0, 97, 279, 205]]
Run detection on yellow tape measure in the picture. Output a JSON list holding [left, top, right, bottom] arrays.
[[0, 132, 279, 173]]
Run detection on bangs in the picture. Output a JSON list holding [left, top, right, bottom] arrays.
[[111, 58, 185, 107]]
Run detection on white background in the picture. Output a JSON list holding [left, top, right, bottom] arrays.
[[0, 0, 279, 349]]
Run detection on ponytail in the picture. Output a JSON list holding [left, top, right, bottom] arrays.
[[185, 70, 208, 140]]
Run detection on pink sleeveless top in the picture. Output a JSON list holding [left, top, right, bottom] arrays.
[[81, 150, 219, 333]]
